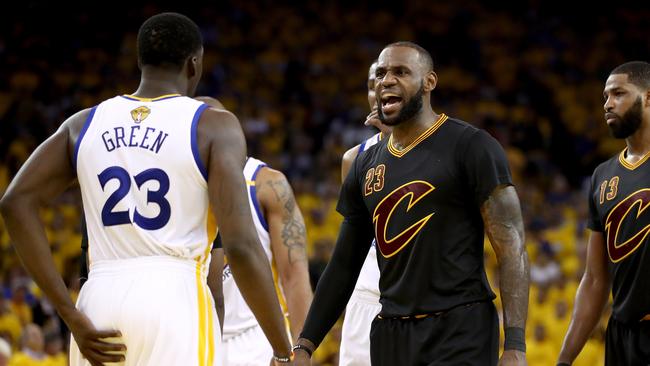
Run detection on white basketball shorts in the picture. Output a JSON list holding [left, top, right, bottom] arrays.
[[69, 256, 220, 366], [339, 291, 382, 366]]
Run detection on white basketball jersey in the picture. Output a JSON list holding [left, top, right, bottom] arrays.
[[353, 132, 383, 298], [222, 157, 287, 339], [75, 94, 216, 264]]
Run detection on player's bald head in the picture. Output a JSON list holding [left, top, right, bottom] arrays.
[[383, 41, 434, 73]]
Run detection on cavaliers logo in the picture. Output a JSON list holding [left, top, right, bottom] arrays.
[[373, 181, 435, 258], [604, 189, 650, 262], [130, 106, 151, 123]]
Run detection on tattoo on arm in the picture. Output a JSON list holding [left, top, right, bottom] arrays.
[[266, 178, 308, 264], [481, 186, 529, 329]]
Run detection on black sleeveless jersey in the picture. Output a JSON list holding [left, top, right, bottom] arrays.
[[588, 149, 650, 323], [337, 114, 512, 317]]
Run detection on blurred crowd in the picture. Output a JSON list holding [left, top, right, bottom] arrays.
[[1, 1, 647, 365]]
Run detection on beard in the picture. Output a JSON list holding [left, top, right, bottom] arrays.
[[378, 83, 424, 126], [608, 97, 643, 139]]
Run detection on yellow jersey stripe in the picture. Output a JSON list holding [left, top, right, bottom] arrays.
[[271, 260, 292, 337], [122, 93, 182, 102], [388, 114, 448, 158], [196, 261, 207, 366], [206, 285, 215, 366]]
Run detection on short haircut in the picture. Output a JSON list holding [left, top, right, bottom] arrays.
[[610, 61, 650, 90], [137, 12, 203, 69], [385, 41, 434, 72]]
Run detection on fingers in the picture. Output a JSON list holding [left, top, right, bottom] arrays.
[[82, 347, 126, 365], [89, 339, 127, 353], [364, 111, 379, 126], [95, 329, 123, 339]]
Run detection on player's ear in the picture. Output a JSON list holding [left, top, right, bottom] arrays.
[[186, 56, 198, 79], [423, 71, 438, 93]]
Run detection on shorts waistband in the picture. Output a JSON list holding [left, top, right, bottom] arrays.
[[89, 256, 200, 278], [377, 301, 486, 321]]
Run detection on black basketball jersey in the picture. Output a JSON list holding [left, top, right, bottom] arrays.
[[588, 149, 650, 323], [338, 114, 513, 317]]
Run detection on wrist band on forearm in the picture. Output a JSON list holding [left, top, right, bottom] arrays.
[[504, 327, 526, 352], [292, 344, 313, 357], [273, 351, 294, 363]]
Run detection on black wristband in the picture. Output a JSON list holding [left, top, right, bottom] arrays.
[[292, 344, 313, 357], [504, 327, 526, 352]]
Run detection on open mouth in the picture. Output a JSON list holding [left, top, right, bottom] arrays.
[[381, 95, 403, 114]]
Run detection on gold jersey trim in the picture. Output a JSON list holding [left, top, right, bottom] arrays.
[[618, 147, 650, 170], [387, 114, 448, 158]]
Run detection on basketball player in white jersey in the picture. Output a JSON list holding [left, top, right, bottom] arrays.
[[0, 13, 293, 366], [197, 96, 313, 365], [338, 61, 391, 366]]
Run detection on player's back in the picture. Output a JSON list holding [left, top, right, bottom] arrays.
[[76, 94, 214, 263], [71, 94, 221, 366]]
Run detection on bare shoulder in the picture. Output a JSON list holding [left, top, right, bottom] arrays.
[[342, 144, 361, 165], [195, 96, 225, 110], [197, 107, 243, 144], [256, 166, 288, 185]]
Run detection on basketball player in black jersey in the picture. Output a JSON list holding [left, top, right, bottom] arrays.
[[558, 61, 650, 366], [293, 42, 529, 365]]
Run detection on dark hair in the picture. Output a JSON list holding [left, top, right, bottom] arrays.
[[137, 12, 203, 69], [610, 61, 650, 89], [385, 41, 434, 72]]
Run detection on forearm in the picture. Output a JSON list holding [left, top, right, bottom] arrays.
[[299, 219, 373, 348], [226, 236, 291, 354], [497, 247, 529, 329], [283, 275, 313, 341], [1, 198, 76, 318], [558, 274, 609, 363], [206, 265, 224, 334]]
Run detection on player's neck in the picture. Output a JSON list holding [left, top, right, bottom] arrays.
[[133, 69, 186, 98], [624, 118, 650, 161], [390, 108, 438, 151]]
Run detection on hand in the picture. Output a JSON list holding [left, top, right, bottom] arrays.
[[364, 109, 391, 134], [499, 350, 527, 366], [293, 350, 311, 366], [65, 309, 126, 366]]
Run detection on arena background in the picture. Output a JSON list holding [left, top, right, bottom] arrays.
[[0, 1, 648, 365]]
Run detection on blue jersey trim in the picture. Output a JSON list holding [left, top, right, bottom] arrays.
[[249, 163, 269, 231], [359, 140, 367, 153], [73, 106, 98, 170], [191, 104, 210, 181]]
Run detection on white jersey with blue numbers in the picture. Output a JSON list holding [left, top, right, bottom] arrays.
[[75, 94, 216, 264], [222, 157, 287, 340]]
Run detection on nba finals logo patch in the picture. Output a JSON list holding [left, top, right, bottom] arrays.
[[130, 106, 151, 124]]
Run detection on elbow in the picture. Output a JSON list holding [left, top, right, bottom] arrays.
[[222, 237, 262, 265]]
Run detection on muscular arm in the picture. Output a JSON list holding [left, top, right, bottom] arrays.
[[197, 108, 291, 357], [557, 231, 610, 364], [207, 247, 225, 334], [257, 167, 313, 341], [0, 110, 124, 363], [481, 185, 529, 352]]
